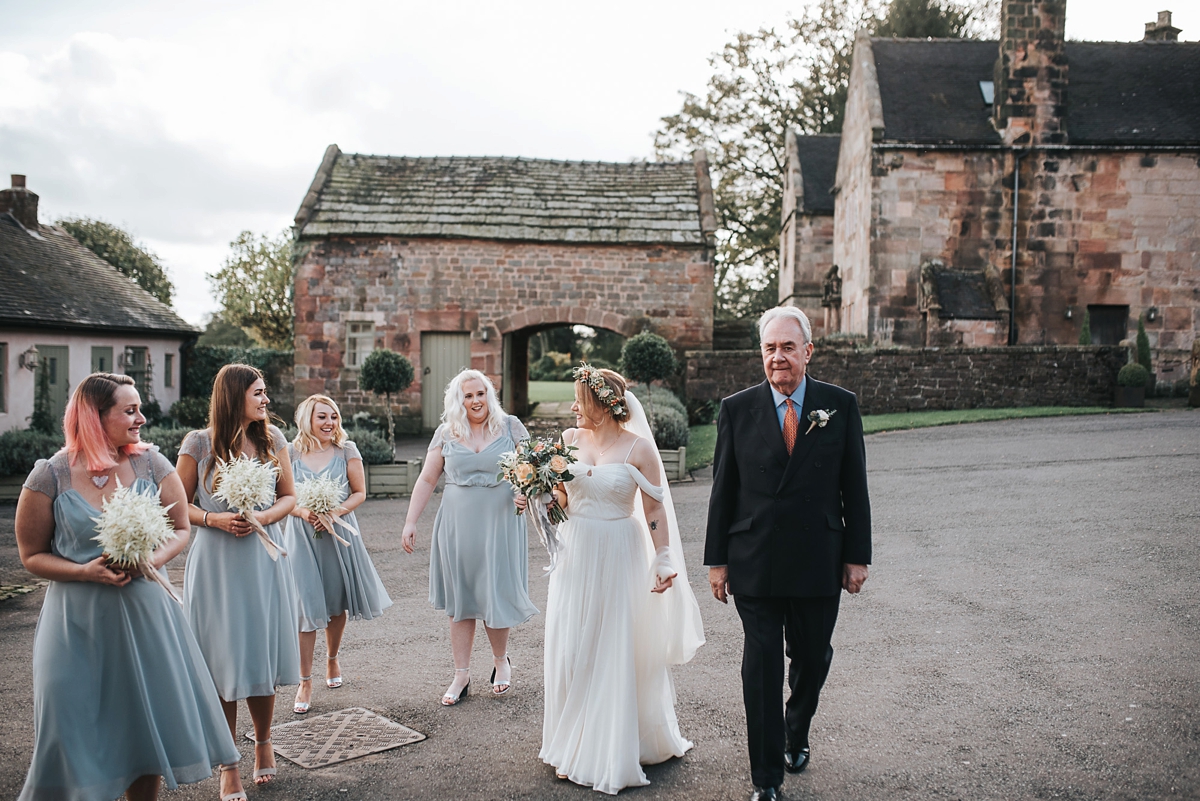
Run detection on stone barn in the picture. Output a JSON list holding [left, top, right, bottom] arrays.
[[292, 147, 716, 429], [781, 3, 1200, 384]]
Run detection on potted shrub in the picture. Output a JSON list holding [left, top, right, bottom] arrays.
[[358, 349, 422, 496], [1136, 316, 1155, 396], [1115, 363, 1149, 408], [621, 333, 687, 478]]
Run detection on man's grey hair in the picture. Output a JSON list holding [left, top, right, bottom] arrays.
[[757, 306, 812, 345]]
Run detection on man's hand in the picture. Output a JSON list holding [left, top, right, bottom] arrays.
[[708, 566, 730, 604], [842, 563, 868, 594]]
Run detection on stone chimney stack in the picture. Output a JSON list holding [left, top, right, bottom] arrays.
[[993, 0, 1069, 146], [0, 175, 40, 230], [1143, 10, 1181, 42]]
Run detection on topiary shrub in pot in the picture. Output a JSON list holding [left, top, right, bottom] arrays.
[[620, 332, 678, 439], [1115, 363, 1149, 408], [358, 348, 415, 453]]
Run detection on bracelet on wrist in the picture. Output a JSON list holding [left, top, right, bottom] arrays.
[[203, 510, 209, 527]]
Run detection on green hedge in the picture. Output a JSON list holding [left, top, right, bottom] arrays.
[[0, 429, 64, 476]]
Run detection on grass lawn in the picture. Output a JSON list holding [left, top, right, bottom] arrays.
[[529, 380, 577, 403], [683, 405, 1151, 471]]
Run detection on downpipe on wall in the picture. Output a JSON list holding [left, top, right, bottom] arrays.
[[1009, 149, 1024, 346]]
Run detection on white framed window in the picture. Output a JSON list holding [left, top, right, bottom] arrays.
[[346, 322, 375, 368]]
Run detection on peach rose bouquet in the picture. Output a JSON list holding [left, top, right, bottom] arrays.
[[498, 436, 578, 573]]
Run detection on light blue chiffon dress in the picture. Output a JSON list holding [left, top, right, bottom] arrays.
[[181, 426, 301, 701], [427, 416, 539, 627], [19, 449, 238, 801], [286, 440, 392, 631]]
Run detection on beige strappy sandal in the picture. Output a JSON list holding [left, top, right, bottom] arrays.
[[252, 737, 277, 785], [219, 764, 246, 801]]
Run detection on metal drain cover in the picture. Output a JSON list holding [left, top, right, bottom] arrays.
[[246, 707, 425, 768]]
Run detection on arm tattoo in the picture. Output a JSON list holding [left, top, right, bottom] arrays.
[[649, 520, 658, 531]]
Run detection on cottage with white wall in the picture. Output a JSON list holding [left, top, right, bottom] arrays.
[[0, 175, 198, 433]]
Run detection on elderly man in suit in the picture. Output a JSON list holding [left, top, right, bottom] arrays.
[[705, 306, 871, 801]]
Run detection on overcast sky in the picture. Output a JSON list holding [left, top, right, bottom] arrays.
[[2, 0, 1192, 325]]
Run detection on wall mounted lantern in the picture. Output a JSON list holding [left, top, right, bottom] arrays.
[[19, 345, 39, 371], [1146, 306, 1159, 322], [1064, 306, 1074, 320]]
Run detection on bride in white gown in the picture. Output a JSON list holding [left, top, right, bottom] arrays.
[[540, 366, 705, 795]]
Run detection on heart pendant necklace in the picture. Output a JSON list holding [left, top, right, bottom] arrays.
[[91, 474, 110, 489]]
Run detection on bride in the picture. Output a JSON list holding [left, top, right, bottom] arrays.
[[539, 364, 705, 794]]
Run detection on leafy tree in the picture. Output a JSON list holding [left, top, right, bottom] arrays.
[[1078, 310, 1092, 345], [208, 230, 295, 349], [654, 0, 996, 318], [359, 349, 415, 452], [198, 314, 257, 347], [58, 218, 175, 306]]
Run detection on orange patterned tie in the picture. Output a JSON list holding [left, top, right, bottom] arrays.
[[783, 398, 798, 455]]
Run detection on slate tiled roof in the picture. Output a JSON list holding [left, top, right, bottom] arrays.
[[871, 38, 1200, 145], [295, 151, 709, 245], [794, 134, 840, 214], [0, 213, 196, 335]]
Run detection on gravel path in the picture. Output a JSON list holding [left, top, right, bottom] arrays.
[[0, 410, 1196, 800]]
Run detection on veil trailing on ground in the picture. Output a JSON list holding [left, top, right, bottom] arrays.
[[624, 391, 705, 665]]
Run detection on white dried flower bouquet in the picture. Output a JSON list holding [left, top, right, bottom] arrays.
[[212, 455, 287, 560], [91, 479, 181, 602], [294, 475, 360, 546]]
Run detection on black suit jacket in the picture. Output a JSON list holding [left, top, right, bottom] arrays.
[[704, 377, 871, 598]]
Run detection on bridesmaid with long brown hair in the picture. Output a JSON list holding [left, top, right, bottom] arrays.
[[177, 364, 300, 788]]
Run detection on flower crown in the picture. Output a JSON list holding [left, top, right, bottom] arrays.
[[572, 363, 628, 419]]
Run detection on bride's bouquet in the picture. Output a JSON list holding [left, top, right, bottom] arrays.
[[294, 475, 360, 547], [212, 455, 287, 561], [498, 437, 577, 573], [91, 479, 181, 602]]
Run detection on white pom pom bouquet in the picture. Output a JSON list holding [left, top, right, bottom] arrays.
[[91, 479, 181, 602], [294, 474, 360, 546], [212, 455, 287, 560]]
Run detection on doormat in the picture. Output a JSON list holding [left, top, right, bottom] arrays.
[[246, 707, 425, 768]]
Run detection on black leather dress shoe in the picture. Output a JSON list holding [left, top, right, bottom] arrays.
[[784, 745, 810, 773], [749, 786, 779, 801]]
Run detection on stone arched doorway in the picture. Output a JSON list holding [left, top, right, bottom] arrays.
[[496, 307, 638, 417]]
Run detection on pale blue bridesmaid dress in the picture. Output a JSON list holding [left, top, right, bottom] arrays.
[[18, 449, 239, 801], [427, 415, 539, 627], [286, 440, 392, 631], [181, 426, 301, 700]]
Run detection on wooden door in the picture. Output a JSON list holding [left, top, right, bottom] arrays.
[[1087, 305, 1129, 346], [420, 332, 471, 430], [37, 345, 70, 429], [91, 346, 113, 373]]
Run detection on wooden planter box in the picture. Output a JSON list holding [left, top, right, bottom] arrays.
[[364, 459, 423, 498], [0, 474, 26, 502], [659, 447, 688, 482], [1114, 386, 1145, 408]]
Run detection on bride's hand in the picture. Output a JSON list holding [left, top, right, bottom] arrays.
[[514, 493, 528, 512], [650, 546, 676, 593]]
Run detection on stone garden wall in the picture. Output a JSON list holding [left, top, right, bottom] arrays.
[[685, 344, 1128, 414]]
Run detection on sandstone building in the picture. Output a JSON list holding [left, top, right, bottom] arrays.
[[292, 147, 716, 427], [780, 3, 1200, 384]]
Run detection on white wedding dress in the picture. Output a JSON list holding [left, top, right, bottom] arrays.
[[540, 394, 704, 795]]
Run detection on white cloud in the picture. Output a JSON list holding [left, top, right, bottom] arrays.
[[1, 0, 1191, 324]]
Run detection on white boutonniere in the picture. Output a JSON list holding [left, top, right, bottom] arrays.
[[805, 408, 836, 435]]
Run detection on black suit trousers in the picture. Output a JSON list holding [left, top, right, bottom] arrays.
[[734, 593, 841, 788]]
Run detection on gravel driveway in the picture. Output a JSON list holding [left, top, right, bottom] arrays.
[[0, 410, 1196, 800]]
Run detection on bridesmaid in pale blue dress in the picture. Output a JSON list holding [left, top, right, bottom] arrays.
[[176, 364, 299, 789], [15, 373, 244, 801], [287, 393, 392, 714], [402, 369, 538, 705]]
